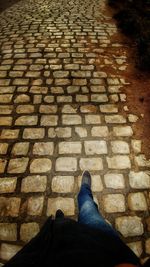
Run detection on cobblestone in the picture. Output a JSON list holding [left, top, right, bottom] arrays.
[[23, 128, 45, 139], [27, 196, 44, 216], [52, 176, 74, 193], [80, 158, 103, 170], [0, 0, 149, 261], [59, 142, 82, 154], [30, 158, 52, 173], [104, 173, 125, 189], [21, 175, 47, 192], [111, 141, 130, 154], [127, 242, 143, 257], [20, 223, 39, 242], [47, 197, 75, 216], [107, 156, 131, 169], [115, 216, 144, 237], [11, 142, 29, 155], [62, 115, 82, 125], [84, 141, 107, 155], [103, 194, 125, 213], [8, 158, 29, 173], [0, 129, 19, 139], [56, 157, 77, 172], [0, 243, 22, 261], [33, 142, 54, 155], [129, 171, 150, 189], [0, 177, 17, 193], [0, 197, 21, 217], [128, 193, 148, 211], [0, 223, 17, 241]]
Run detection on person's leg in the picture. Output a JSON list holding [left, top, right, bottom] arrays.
[[78, 178, 120, 238]]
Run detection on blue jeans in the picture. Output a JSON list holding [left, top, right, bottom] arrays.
[[77, 184, 120, 238], [77, 184, 140, 266]]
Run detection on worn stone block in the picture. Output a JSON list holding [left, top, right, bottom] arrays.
[[23, 128, 45, 139], [8, 158, 29, 173], [30, 158, 52, 173], [80, 158, 103, 170], [0, 177, 17, 193], [85, 115, 101, 124], [115, 216, 144, 237], [47, 197, 75, 216], [62, 115, 81, 125], [59, 142, 82, 154], [0, 197, 21, 217], [107, 156, 131, 169], [111, 141, 130, 154], [20, 223, 39, 242], [103, 194, 125, 213], [33, 142, 54, 155], [104, 170, 125, 187], [41, 115, 58, 126], [15, 116, 38, 126], [21, 175, 47, 192], [128, 192, 147, 211], [84, 141, 107, 155], [56, 157, 77, 171], [11, 142, 29, 155], [129, 171, 150, 189], [27, 196, 44, 216], [0, 243, 22, 261], [0, 223, 17, 241], [52, 176, 74, 193]]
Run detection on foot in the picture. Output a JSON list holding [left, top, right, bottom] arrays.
[[55, 209, 64, 219], [81, 170, 91, 188]]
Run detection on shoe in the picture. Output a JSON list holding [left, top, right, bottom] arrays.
[[81, 170, 91, 188], [55, 209, 64, 219]]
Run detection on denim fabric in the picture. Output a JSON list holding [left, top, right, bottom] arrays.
[[77, 183, 120, 238]]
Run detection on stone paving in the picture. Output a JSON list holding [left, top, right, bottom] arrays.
[[0, 0, 150, 264]]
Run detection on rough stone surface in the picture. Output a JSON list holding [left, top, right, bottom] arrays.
[[84, 140, 107, 155], [47, 197, 75, 216], [0, 0, 149, 260], [128, 193, 148, 211], [107, 156, 131, 169], [0, 243, 22, 261], [20, 223, 40, 242], [59, 142, 82, 154], [104, 173, 125, 189], [103, 194, 125, 213], [30, 158, 52, 173], [111, 141, 130, 154], [0, 197, 21, 217], [27, 196, 44, 216], [129, 171, 150, 189], [21, 175, 47, 192], [8, 158, 29, 173], [145, 239, 150, 254], [11, 143, 29, 155], [52, 176, 74, 193], [0, 177, 17, 193], [0, 223, 17, 241], [56, 157, 77, 171], [127, 241, 143, 257], [115, 216, 144, 237], [33, 142, 54, 155], [80, 158, 103, 170]]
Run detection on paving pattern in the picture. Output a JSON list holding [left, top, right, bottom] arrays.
[[0, 0, 150, 264]]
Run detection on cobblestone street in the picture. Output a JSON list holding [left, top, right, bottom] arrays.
[[0, 0, 150, 264]]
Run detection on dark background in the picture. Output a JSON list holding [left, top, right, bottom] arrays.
[[0, 0, 20, 13]]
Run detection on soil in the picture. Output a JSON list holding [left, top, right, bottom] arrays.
[[0, 0, 21, 13], [103, 5, 150, 158]]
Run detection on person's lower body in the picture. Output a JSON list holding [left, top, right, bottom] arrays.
[[77, 172, 120, 238]]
